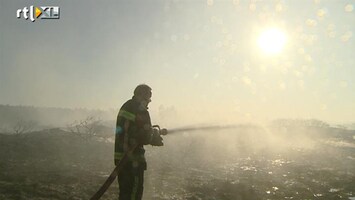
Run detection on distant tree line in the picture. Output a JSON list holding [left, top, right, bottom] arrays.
[[271, 118, 330, 129], [0, 104, 116, 131]]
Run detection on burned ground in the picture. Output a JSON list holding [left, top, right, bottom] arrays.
[[0, 125, 354, 200]]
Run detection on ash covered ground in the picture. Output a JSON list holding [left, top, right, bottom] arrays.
[[0, 124, 354, 200]]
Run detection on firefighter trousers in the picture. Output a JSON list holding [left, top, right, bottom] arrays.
[[118, 161, 146, 200]]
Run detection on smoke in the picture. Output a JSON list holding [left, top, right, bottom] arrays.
[[142, 121, 355, 199]]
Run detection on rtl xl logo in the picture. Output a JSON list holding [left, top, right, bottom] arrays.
[[17, 6, 60, 22]]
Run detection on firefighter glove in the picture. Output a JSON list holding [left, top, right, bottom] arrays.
[[150, 131, 164, 146]]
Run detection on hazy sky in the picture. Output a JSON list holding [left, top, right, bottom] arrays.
[[0, 0, 354, 124]]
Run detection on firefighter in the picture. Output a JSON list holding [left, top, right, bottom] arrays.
[[114, 84, 164, 200]]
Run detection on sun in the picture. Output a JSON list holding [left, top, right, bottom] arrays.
[[257, 28, 287, 55]]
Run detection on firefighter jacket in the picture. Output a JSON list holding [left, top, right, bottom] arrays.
[[114, 98, 152, 167]]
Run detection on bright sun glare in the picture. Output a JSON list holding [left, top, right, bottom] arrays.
[[258, 28, 287, 55]]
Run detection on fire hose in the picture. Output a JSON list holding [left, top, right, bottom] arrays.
[[89, 124, 237, 200]]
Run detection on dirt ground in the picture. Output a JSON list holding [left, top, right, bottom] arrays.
[[1, 126, 354, 200]]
